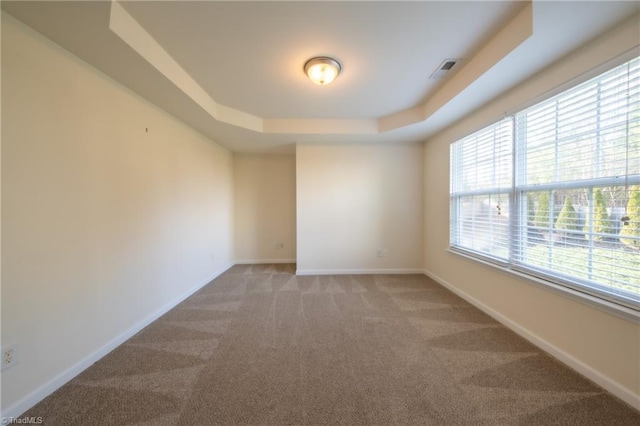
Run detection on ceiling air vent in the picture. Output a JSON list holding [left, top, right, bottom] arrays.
[[429, 58, 461, 80]]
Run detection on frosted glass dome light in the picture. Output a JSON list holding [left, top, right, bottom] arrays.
[[304, 57, 341, 85]]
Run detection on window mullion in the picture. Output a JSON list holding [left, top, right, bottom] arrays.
[[509, 115, 518, 266]]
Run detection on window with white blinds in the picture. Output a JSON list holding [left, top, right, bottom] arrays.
[[450, 118, 513, 262], [450, 57, 640, 311]]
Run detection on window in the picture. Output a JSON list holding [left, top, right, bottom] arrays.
[[450, 57, 640, 311], [450, 118, 513, 262]]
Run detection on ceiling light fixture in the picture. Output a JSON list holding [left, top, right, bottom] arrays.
[[304, 57, 341, 85]]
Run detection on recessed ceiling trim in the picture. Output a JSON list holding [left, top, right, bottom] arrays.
[[109, 0, 533, 136], [379, 3, 534, 133], [378, 107, 425, 134], [264, 119, 377, 135], [109, 0, 263, 132], [423, 1, 534, 119]]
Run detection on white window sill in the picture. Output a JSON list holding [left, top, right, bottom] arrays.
[[447, 247, 640, 324]]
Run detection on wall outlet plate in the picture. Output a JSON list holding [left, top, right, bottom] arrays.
[[2, 345, 19, 371]]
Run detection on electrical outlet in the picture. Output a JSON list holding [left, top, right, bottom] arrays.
[[275, 242, 284, 250], [382, 248, 389, 257], [2, 345, 19, 371], [376, 248, 383, 257]]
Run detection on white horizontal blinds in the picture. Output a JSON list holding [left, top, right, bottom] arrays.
[[514, 58, 640, 309], [450, 118, 513, 261], [450, 57, 640, 311], [450, 118, 513, 193], [518, 58, 640, 187]]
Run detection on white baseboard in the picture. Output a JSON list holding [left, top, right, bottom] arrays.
[[423, 269, 640, 411], [234, 259, 296, 265], [296, 268, 425, 276], [2, 262, 234, 419]]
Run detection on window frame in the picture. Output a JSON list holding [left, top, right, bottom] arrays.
[[449, 56, 640, 319]]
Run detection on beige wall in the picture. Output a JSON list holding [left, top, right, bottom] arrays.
[[2, 3, 638, 418], [296, 143, 423, 273], [1, 13, 234, 414], [233, 154, 296, 263], [423, 17, 640, 405]]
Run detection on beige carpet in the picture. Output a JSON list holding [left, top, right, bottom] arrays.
[[24, 264, 639, 425]]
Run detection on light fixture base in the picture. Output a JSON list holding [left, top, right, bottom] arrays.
[[304, 57, 341, 85]]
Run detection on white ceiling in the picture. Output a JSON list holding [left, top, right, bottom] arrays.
[[2, 1, 639, 153], [121, 1, 519, 119]]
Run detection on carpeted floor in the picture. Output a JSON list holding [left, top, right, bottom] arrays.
[[24, 264, 639, 425]]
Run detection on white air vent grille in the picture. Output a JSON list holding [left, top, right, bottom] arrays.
[[429, 58, 460, 80]]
